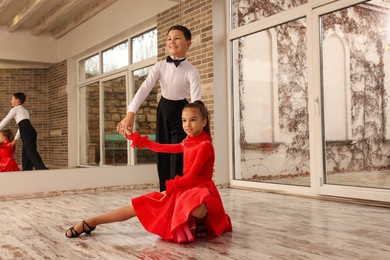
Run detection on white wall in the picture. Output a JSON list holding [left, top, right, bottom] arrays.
[[0, 30, 57, 64], [212, 0, 229, 185], [57, 0, 177, 61], [0, 165, 158, 196]]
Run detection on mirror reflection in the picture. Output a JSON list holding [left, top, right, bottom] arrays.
[[0, 92, 48, 171], [0, 1, 175, 172], [0, 76, 56, 171]]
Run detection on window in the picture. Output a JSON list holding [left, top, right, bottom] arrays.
[[78, 27, 157, 167], [320, 1, 390, 189], [103, 41, 129, 73], [132, 29, 157, 63], [103, 76, 128, 165], [79, 82, 100, 166], [132, 66, 157, 164], [79, 54, 100, 81], [231, 18, 310, 186], [230, 0, 308, 29]]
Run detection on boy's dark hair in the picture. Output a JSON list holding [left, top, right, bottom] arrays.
[[13, 92, 26, 104], [183, 100, 211, 138], [167, 25, 192, 41]]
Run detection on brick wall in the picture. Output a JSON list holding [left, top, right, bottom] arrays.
[[157, 0, 215, 136], [0, 68, 49, 169], [48, 60, 68, 169]]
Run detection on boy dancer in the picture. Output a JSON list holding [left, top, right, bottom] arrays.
[[0, 92, 48, 170], [117, 25, 201, 191]]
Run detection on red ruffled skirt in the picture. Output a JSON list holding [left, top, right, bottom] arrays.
[[0, 158, 20, 172], [132, 186, 232, 242]]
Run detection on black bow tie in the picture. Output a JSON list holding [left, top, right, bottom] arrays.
[[166, 56, 186, 67]]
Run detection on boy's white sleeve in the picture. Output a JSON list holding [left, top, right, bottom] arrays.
[[189, 68, 202, 102], [0, 108, 16, 130], [127, 63, 161, 113], [14, 129, 21, 140]]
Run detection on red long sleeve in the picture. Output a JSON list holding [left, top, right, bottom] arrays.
[[177, 141, 213, 186], [166, 141, 213, 194], [126, 132, 183, 153]]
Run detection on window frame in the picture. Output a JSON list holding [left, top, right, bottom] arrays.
[[77, 26, 158, 168], [228, 0, 390, 202]]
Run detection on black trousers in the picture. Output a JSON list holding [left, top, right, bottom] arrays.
[[18, 119, 48, 170], [156, 96, 188, 191]]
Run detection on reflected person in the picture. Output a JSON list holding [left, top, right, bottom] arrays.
[[0, 92, 48, 170]]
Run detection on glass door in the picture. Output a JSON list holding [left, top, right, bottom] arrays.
[[228, 0, 390, 202], [316, 0, 390, 201], [231, 18, 311, 188]]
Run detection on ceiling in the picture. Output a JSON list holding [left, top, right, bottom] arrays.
[[0, 0, 119, 39]]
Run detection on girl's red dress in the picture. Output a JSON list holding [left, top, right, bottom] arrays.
[[127, 131, 232, 242], [0, 141, 20, 172]]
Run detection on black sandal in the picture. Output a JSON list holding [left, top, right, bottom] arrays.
[[195, 218, 208, 238], [65, 220, 96, 238]]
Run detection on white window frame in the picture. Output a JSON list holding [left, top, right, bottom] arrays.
[[77, 25, 157, 168]]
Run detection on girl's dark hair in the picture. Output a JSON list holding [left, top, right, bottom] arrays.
[[183, 100, 211, 137], [0, 129, 16, 152], [0, 129, 14, 142], [13, 92, 26, 104], [167, 25, 192, 41]]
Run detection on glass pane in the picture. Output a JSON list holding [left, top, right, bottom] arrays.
[[321, 1, 390, 190], [79, 54, 100, 80], [103, 76, 128, 166], [133, 67, 157, 164], [79, 82, 100, 166], [103, 41, 129, 73], [230, 0, 308, 29], [232, 18, 309, 186], [132, 29, 157, 63]]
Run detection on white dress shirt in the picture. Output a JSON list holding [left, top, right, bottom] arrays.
[[0, 105, 29, 140], [127, 59, 202, 113]]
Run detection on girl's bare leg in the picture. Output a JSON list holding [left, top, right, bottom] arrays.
[[191, 203, 207, 219], [66, 205, 136, 236], [191, 203, 208, 238]]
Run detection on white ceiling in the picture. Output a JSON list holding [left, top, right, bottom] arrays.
[[0, 0, 181, 39], [0, 0, 121, 39]]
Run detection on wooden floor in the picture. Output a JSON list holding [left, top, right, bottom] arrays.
[[0, 188, 389, 260]]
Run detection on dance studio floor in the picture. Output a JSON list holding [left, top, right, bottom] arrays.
[[0, 188, 389, 259]]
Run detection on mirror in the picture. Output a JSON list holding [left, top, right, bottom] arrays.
[[0, 0, 179, 172], [0, 73, 64, 171]]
